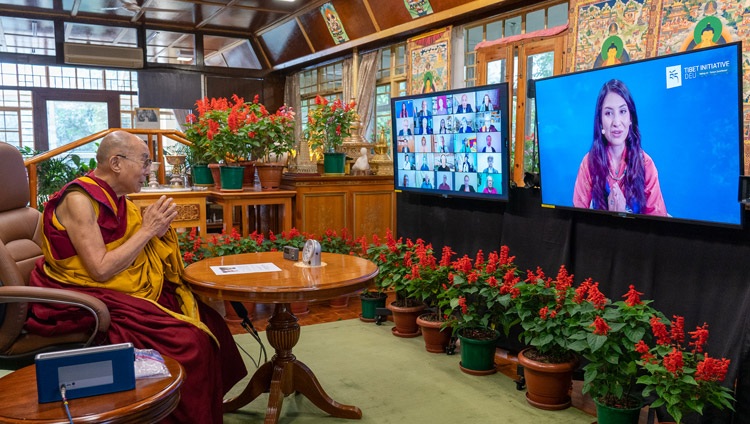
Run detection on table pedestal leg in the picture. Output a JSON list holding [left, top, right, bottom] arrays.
[[224, 303, 362, 423]]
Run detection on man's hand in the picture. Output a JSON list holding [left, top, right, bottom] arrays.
[[142, 195, 177, 238]]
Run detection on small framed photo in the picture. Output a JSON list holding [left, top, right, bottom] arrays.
[[135, 108, 160, 129]]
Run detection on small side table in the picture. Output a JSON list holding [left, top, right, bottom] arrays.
[[0, 355, 184, 423]]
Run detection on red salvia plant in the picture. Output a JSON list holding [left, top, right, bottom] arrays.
[[636, 315, 735, 423]]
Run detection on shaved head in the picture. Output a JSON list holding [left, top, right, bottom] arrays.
[[97, 131, 145, 165]]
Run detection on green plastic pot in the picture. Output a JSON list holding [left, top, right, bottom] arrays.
[[359, 293, 387, 320], [458, 328, 499, 374], [219, 166, 245, 191], [593, 397, 642, 424], [192, 164, 213, 186], [323, 152, 346, 175]]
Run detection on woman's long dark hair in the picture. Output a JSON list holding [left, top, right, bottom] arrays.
[[588, 79, 646, 212]]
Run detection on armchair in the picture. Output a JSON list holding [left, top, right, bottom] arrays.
[[0, 142, 110, 369]]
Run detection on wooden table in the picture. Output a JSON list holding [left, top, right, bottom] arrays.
[[0, 356, 184, 423], [182, 252, 378, 423], [207, 190, 295, 237], [128, 189, 208, 236]]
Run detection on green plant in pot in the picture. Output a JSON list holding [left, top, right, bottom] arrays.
[[304, 95, 357, 175], [367, 229, 424, 337], [635, 314, 735, 423], [566, 284, 663, 421], [509, 266, 599, 410], [248, 100, 296, 190], [186, 95, 265, 190], [441, 246, 520, 373], [406, 244, 455, 352]]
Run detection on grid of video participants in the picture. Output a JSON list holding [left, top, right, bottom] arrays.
[[394, 88, 504, 195]]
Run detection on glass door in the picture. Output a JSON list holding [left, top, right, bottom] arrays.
[[476, 37, 563, 186]]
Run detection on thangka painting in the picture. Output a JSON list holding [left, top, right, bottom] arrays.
[[655, 0, 750, 104], [320, 3, 349, 45], [407, 26, 451, 95], [571, 0, 656, 71], [404, 0, 434, 19]]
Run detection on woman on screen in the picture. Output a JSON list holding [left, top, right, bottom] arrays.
[[478, 94, 494, 112], [438, 118, 448, 134], [573, 79, 667, 216]]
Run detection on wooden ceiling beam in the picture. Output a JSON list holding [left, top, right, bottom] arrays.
[[270, 0, 527, 71]]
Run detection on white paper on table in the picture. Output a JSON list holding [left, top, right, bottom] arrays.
[[210, 263, 282, 275]]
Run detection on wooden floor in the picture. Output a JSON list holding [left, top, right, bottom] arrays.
[[217, 295, 656, 423]]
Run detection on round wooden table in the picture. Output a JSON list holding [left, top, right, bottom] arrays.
[[0, 356, 184, 423], [182, 252, 378, 424]]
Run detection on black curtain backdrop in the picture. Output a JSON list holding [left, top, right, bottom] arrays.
[[397, 187, 750, 424]]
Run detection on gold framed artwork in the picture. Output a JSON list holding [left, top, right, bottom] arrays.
[[407, 26, 451, 95]]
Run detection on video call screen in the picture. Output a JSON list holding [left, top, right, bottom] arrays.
[[391, 82, 510, 202], [536, 42, 743, 228]]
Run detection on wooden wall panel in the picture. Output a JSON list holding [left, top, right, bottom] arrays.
[[301, 193, 347, 236], [258, 19, 313, 67], [282, 175, 396, 240], [352, 191, 395, 240], [369, 1, 412, 31]]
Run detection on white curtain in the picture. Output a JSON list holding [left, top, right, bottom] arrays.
[[356, 50, 380, 141]]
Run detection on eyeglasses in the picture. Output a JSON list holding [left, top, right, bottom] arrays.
[[115, 154, 152, 170]]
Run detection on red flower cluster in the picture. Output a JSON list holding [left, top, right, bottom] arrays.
[[622, 284, 643, 307]]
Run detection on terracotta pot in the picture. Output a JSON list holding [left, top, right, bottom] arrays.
[[256, 162, 285, 190], [238, 160, 257, 188], [290, 301, 309, 316], [223, 301, 254, 323], [208, 163, 222, 190], [517, 348, 579, 411], [387, 301, 425, 338], [416, 313, 452, 353], [329, 295, 350, 308]]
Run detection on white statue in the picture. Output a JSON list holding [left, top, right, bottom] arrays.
[[352, 147, 370, 173]]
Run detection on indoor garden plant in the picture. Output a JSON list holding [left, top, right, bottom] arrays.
[[303, 94, 357, 175], [442, 246, 520, 374], [367, 230, 425, 337], [568, 284, 662, 422], [247, 96, 296, 190], [185, 95, 261, 190], [510, 265, 593, 410], [636, 314, 735, 423], [407, 243, 455, 353]]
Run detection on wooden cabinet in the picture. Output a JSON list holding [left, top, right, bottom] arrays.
[[128, 190, 208, 236], [281, 174, 396, 239]]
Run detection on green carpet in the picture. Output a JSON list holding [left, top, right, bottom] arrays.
[[225, 319, 595, 424]]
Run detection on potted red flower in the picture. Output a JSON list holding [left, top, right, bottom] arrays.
[[636, 315, 735, 423], [441, 246, 521, 375]]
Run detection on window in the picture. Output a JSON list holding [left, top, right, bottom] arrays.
[[374, 43, 407, 152], [299, 61, 344, 135], [463, 2, 569, 87], [0, 62, 139, 149]]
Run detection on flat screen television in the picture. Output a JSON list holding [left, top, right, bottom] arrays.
[[391, 83, 510, 201], [536, 42, 743, 228]]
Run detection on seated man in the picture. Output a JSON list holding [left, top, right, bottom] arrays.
[[25, 131, 246, 424]]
